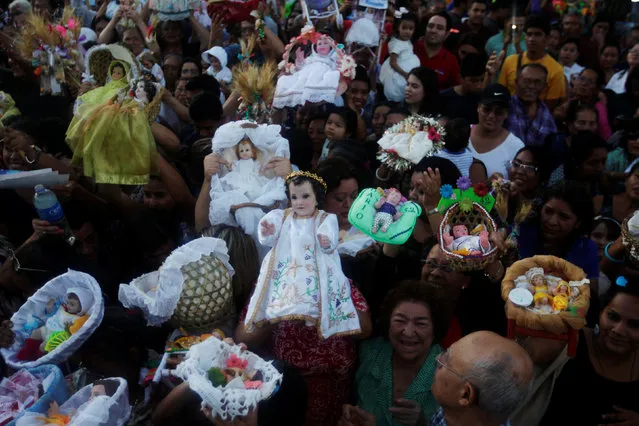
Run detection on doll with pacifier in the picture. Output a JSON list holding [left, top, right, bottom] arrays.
[[442, 223, 491, 256], [17, 288, 93, 361]]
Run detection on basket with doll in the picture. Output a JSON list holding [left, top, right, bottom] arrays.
[[273, 24, 356, 108], [208, 120, 290, 251], [15, 8, 82, 96], [437, 177, 498, 272], [244, 171, 361, 339], [149, 0, 199, 20], [80, 44, 139, 87], [119, 237, 235, 334], [501, 256, 591, 356], [376, 115, 445, 173], [1, 365, 69, 426], [1, 270, 104, 370], [15, 377, 131, 426], [348, 187, 422, 245], [176, 337, 282, 421], [621, 210, 639, 265]]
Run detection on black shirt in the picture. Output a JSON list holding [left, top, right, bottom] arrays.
[[439, 88, 480, 124]]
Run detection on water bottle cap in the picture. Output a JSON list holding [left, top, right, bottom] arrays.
[[34, 184, 45, 193]]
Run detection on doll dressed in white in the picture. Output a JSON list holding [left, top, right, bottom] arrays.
[[209, 121, 290, 257], [17, 288, 93, 361], [244, 171, 361, 339], [273, 34, 342, 108]]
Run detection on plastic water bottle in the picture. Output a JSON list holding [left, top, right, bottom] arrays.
[[33, 184, 75, 245]]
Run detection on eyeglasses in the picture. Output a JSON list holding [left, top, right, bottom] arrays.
[[480, 104, 507, 116], [7, 249, 49, 274], [421, 259, 454, 273], [509, 160, 538, 173], [436, 350, 467, 381]]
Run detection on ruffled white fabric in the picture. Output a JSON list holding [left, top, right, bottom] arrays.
[[345, 18, 380, 47], [15, 377, 131, 426], [1, 270, 104, 370], [338, 227, 375, 257], [273, 53, 341, 108], [244, 209, 361, 338], [208, 121, 290, 248], [176, 337, 282, 421], [378, 131, 436, 165], [379, 38, 420, 102], [118, 237, 235, 326]]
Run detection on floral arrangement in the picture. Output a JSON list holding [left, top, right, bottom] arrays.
[[16, 8, 82, 95], [232, 61, 277, 123], [437, 176, 495, 213], [551, 0, 594, 16], [278, 24, 356, 94], [376, 115, 445, 172]]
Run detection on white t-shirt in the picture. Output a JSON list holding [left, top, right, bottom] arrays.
[[468, 132, 525, 177], [606, 69, 629, 94]]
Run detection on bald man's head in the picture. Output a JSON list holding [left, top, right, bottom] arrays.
[[432, 331, 533, 423]]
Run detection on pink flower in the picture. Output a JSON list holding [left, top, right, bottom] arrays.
[[67, 18, 78, 30], [55, 25, 67, 37]]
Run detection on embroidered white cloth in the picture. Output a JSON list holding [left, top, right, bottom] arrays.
[[176, 337, 282, 421], [273, 53, 341, 108], [1, 270, 104, 369], [209, 121, 290, 253], [244, 209, 361, 338]]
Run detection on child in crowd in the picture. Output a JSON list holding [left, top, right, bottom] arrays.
[[320, 107, 359, 161], [202, 46, 232, 86], [558, 38, 584, 84], [379, 10, 420, 102], [435, 117, 474, 177]]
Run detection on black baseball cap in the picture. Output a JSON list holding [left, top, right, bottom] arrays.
[[480, 83, 511, 106]]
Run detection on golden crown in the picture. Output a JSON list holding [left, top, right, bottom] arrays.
[[285, 170, 327, 191]]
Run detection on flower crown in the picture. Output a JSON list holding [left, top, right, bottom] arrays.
[[285, 171, 327, 191]]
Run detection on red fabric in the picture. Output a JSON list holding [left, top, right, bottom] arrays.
[[413, 39, 460, 90], [16, 338, 44, 361], [440, 316, 462, 349], [240, 283, 369, 426], [207, 0, 260, 24]]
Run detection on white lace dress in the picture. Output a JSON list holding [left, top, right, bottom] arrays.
[[379, 38, 420, 102], [244, 209, 361, 338], [273, 53, 341, 108]]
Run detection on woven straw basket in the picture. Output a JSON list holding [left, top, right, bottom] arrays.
[[501, 255, 590, 335], [439, 202, 497, 271], [621, 217, 639, 263], [172, 253, 234, 333]]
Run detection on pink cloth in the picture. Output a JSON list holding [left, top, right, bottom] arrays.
[[596, 101, 612, 141]]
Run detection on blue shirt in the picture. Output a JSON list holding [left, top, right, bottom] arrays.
[[485, 32, 527, 57], [517, 223, 600, 279]]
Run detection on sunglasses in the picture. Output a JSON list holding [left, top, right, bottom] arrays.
[[7, 249, 49, 274], [509, 159, 538, 173]]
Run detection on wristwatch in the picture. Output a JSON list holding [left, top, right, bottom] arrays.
[[425, 207, 439, 216]]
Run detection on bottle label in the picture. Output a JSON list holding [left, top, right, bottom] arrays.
[[37, 203, 64, 223]]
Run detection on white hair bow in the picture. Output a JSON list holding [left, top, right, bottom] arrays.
[[393, 7, 409, 19]]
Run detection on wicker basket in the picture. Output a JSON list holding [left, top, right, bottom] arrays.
[[84, 44, 140, 86], [621, 217, 639, 263], [172, 254, 234, 334], [439, 202, 498, 271], [501, 255, 590, 335]]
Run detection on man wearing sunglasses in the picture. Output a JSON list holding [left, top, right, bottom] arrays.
[[430, 331, 533, 426]]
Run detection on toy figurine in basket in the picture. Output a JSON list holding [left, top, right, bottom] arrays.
[[17, 288, 93, 361], [207, 354, 263, 390], [273, 25, 356, 108], [621, 210, 639, 262], [244, 171, 361, 339], [377, 115, 445, 173], [437, 177, 497, 271], [508, 266, 588, 316]]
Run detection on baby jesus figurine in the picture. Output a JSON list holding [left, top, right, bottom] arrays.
[[220, 138, 270, 203], [443, 224, 490, 256], [372, 188, 404, 234], [17, 288, 93, 361]]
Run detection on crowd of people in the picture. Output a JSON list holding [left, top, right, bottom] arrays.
[[0, 0, 638, 424]]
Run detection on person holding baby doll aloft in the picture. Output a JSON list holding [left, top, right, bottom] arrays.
[[244, 171, 361, 339], [379, 9, 421, 102], [17, 288, 93, 361]]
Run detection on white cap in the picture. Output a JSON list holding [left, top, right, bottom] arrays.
[[80, 28, 97, 46], [67, 287, 94, 315]]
